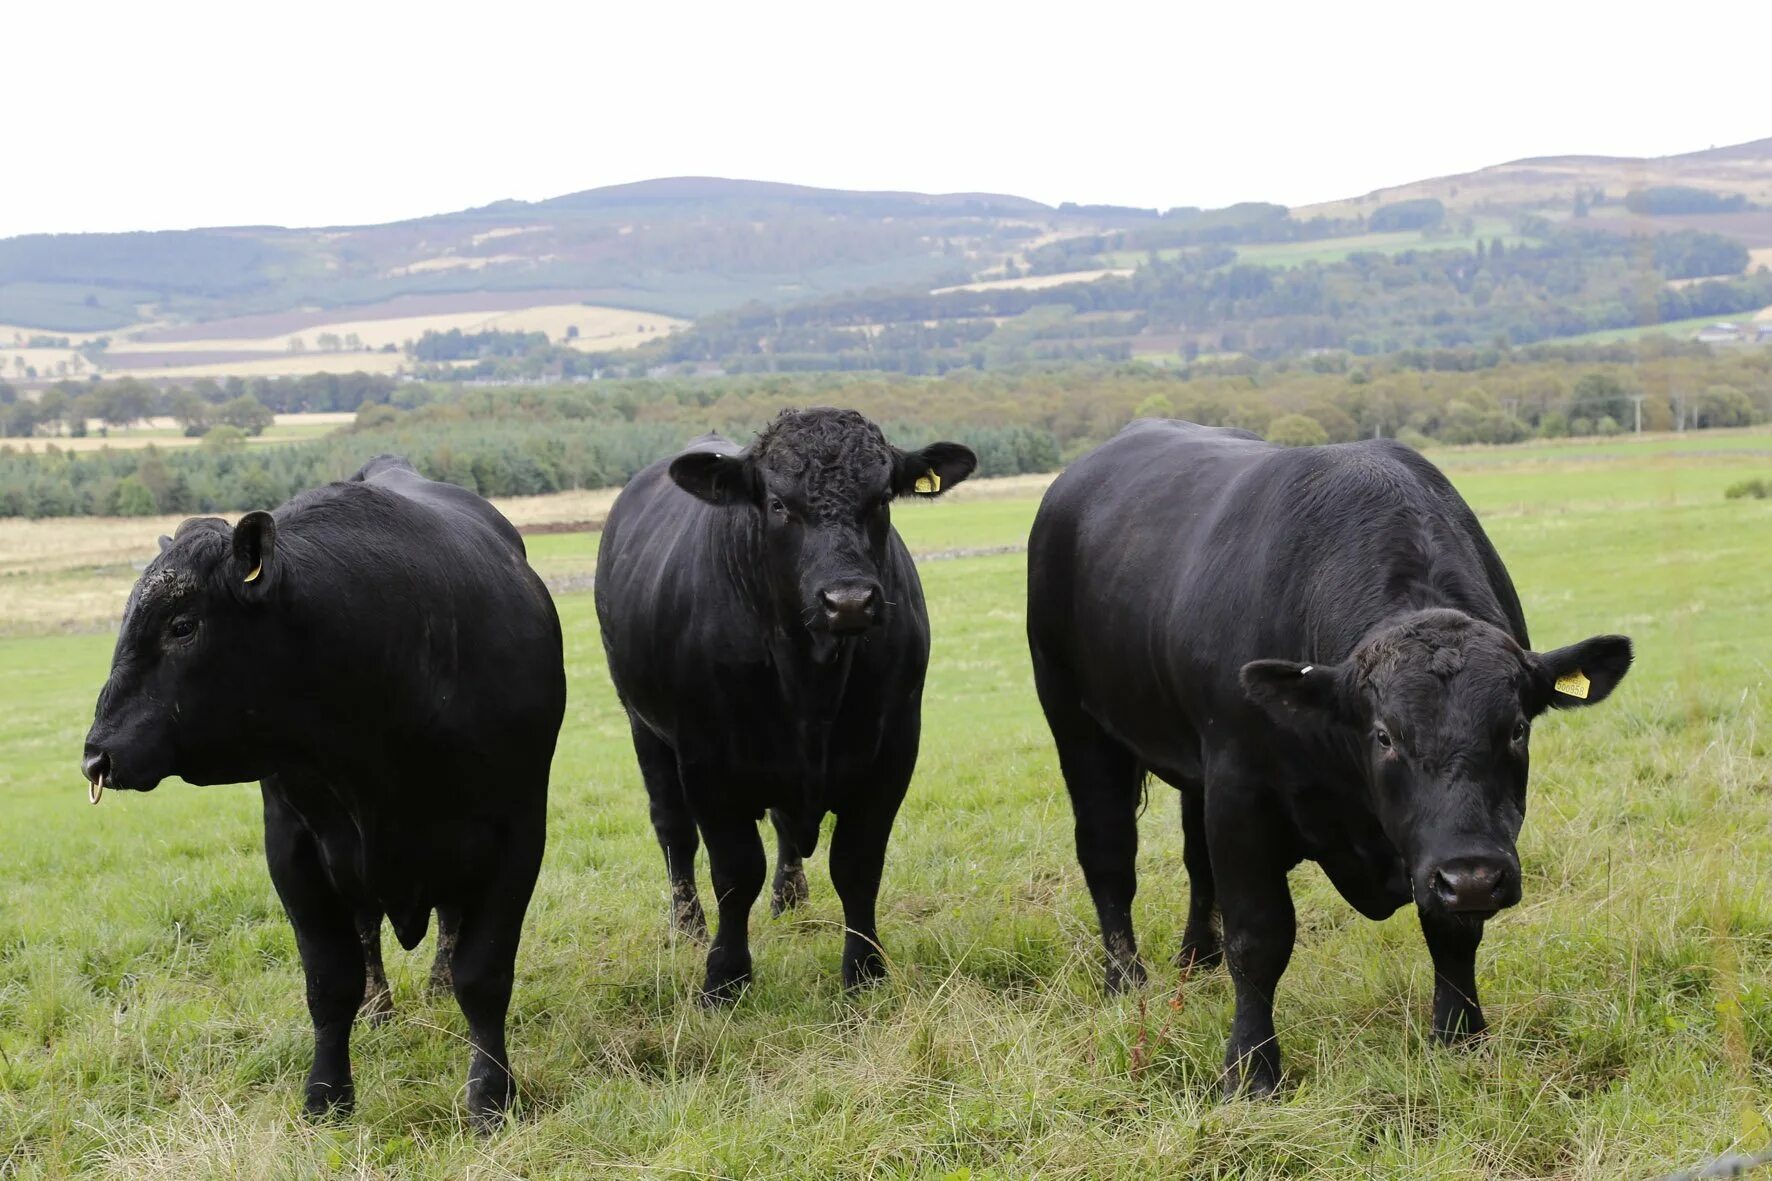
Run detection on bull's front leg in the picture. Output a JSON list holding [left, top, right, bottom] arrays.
[[264, 793, 363, 1118], [1208, 785, 1296, 1099], [1419, 909, 1488, 1042], [696, 809, 767, 1003], [829, 792, 906, 990]]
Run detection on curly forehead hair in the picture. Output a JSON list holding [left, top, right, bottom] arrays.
[[1354, 609, 1527, 694], [752, 408, 895, 506]]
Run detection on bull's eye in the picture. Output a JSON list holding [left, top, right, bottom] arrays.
[[767, 495, 787, 517], [1511, 719, 1528, 743], [166, 617, 197, 641], [1374, 725, 1393, 750]]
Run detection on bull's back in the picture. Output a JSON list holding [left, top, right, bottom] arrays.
[[1029, 422, 1523, 760], [1029, 421, 1269, 665], [330, 460, 564, 738]]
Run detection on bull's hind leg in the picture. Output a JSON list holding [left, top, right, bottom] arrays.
[[263, 789, 364, 1118], [450, 817, 544, 1132], [630, 714, 706, 940], [428, 905, 460, 996], [769, 809, 810, 916], [1177, 787, 1223, 970], [356, 914, 396, 1024], [1032, 661, 1147, 994]]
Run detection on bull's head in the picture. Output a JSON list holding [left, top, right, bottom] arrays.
[[1241, 608, 1632, 917], [81, 512, 285, 797], [669, 408, 976, 660]]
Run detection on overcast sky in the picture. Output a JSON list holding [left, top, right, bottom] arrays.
[[5, 0, 1767, 239]]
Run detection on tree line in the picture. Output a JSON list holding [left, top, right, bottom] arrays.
[[3, 344, 1767, 518]]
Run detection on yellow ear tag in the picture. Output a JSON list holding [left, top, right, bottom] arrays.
[[913, 469, 941, 494], [1554, 670, 1590, 699], [244, 563, 262, 584]]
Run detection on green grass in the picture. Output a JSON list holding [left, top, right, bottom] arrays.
[[2, 442, 1769, 1177]]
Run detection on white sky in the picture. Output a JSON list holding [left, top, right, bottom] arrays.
[[4, 0, 1768, 239]]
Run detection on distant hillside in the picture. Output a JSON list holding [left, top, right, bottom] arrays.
[[1298, 138, 1772, 228], [3, 139, 1771, 384], [0, 177, 1091, 337]]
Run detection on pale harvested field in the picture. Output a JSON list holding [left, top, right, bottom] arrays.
[[933, 268, 1132, 295], [115, 304, 684, 357], [387, 254, 529, 276], [0, 346, 92, 380], [0, 323, 121, 347], [3, 413, 353, 454], [104, 350, 411, 381], [0, 474, 1050, 635]]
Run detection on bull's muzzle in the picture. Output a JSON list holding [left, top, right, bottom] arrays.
[[819, 583, 880, 634], [1425, 854, 1520, 914]]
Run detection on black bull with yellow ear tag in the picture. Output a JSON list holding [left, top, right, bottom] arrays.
[[1028, 418, 1633, 1102], [596, 407, 977, 1005]]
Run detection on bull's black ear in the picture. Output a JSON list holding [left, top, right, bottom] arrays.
[[1531, 634, 1633, 712], [669, 450, 753, 506], [231, 511, 276, 592], [157, 535, 173, 553], [894, 442, 977, 497], [1240, 659, 1353, 731]]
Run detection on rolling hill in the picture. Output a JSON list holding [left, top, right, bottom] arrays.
[[3, 137, 1771, 382]]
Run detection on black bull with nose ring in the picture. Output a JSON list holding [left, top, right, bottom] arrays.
[[1027, 419, 1633, 1099], [595, 408, 977, 1003], [80, 454, 565, 1129]]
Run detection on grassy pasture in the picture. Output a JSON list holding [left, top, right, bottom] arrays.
[[1, 435, 1770, 1177]]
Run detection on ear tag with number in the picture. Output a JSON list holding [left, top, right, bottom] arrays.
[[244, 563, 262, 584], [913, 469, 941, 494], [1554, 670, 1590, 699]]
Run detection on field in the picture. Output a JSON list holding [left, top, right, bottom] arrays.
[[110, 304, 685, 361], [932, 270, 1134, 295], [1, 413, 353, 456], [1, 434, 1770, 1177], [2, 299, 686, 384]]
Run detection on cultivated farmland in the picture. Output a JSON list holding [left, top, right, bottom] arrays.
[[0, 433, 1768, 1177]]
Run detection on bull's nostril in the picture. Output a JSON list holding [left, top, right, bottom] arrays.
[[81, 750, 112, 788], [1432, 868, 1459, 905]]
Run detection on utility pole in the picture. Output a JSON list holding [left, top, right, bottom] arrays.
[[1631, 394, 1644, 434]]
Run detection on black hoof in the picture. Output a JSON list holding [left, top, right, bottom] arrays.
[[672, 891, 709, 943], [302, 1081, 355, 1121], [842, 947, 887, 991], [1221, 1045, 1281, 1101], [1105, 957, 1148, 996], [466, 1075, 514, 1134], [770, 867, 810, 917], [701, 945, 751, 1005], [1432, 1009, 1489, 1046], [1174, 941, 1223, 971], [359, 984, 396, 1026], [699, 972, 750, 1006]]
